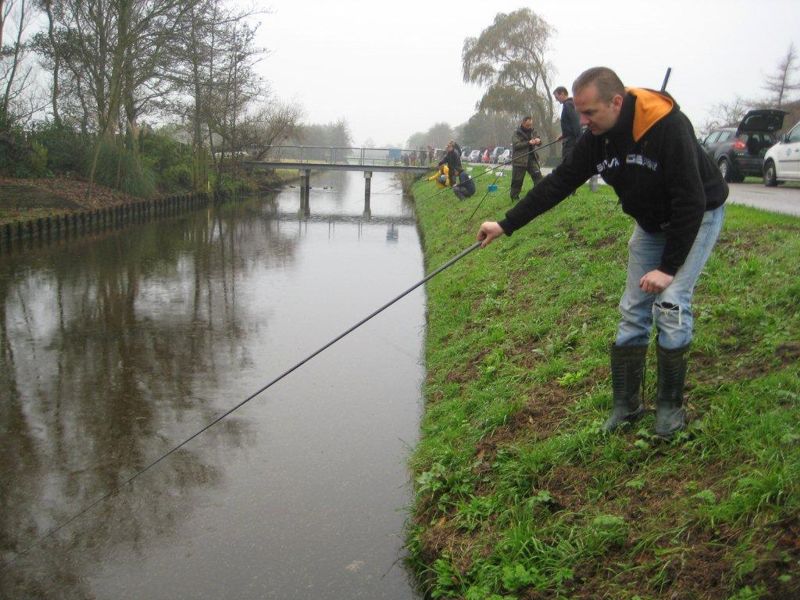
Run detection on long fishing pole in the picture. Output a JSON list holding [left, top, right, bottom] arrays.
[[0, 239, 483, 570]]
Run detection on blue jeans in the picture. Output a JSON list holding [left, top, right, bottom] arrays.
[[616, 205, 725, 350]]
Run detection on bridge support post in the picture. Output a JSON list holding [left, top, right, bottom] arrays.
[[364, 171, 372, 218], [300, 169, 311, 216]]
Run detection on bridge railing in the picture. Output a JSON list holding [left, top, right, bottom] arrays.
[[262, 145, 441, 167]]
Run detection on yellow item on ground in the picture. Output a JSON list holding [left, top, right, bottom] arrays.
[[428, 165, 450, 188]]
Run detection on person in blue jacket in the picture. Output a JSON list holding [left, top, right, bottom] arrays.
[[452, 170, 476, 200], [477, 67, 727, 438]]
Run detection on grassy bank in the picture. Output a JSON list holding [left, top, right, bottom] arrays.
[[408, 168, 800, 599]]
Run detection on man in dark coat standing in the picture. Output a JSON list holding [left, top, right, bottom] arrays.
[[509, 116, 543, 202], [554, 86, 581, 163]]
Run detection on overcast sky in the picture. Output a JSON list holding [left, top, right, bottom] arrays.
[[247, 0, 799, 147]]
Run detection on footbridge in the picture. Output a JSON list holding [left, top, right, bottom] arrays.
[[243, 145, 438, 213]]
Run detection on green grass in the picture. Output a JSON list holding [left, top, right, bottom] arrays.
[[407, 172, 800, 599]]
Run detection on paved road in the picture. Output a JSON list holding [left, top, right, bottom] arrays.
[[725, 183, 800, 217]]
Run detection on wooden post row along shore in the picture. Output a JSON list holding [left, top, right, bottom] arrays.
[[1, 191, 214, 250]]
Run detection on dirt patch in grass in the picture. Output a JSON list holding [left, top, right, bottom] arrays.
[[776, 341, 800, 367], [445, 348, 490, 384], [600, 530, 732, 600], [0, 181, 84, 209], [532, 449, 744, 597], [541, 463, 597, 513], [475, 384, 572, 456], [0, 176, 148, 225], [739, 516, 800, 599], [415, 516, 487, 578]]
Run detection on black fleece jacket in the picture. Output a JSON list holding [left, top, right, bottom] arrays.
[[560, 98, 581, 140], [499, 88, 728, 275]]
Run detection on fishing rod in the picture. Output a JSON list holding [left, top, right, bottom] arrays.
[[661, 67, 672, 92], [0, 239, 483, 570]]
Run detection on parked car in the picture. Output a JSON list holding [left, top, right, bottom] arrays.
[[467, 149, 481, 162], [763, 120, 800, 186], [498, 148, 511, 164], [490, 147, 506, 163], [460, 148, 471, 161], [700, 109, 786, 182], [482, 148, 491, 163]]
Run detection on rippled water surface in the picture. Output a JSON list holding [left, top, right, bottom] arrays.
[[0, 171, 424, 599]]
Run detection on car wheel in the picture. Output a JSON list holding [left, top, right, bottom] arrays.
[[763, 160, 778, 187], [718, 158, 734, 182]]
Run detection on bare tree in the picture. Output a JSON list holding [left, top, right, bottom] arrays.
[[699, 96, 750, 136], [1, 0, 6, 49], [165, 0, 214, 188], [1, 0, 40, 123], [462, 8, 557, 144], [762, 42, 800, 108], [31, 0, 202, 195], [163, 0, 267, 189], [240, 100, 303, 160], [35, 0, 61, 124], [201, 10, 264, 187]]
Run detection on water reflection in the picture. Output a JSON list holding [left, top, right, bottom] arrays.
[[1, 171, 423, 598]]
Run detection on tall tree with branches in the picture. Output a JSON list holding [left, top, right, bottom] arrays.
[[164, 0, 266, 190], [462, 8, 557, 144], [763, 42, 800, 108], [34, 0, 200, 197], [1, 0, 39, 125]]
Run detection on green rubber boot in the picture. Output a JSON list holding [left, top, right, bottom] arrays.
[[603, 344, 647, 432], [655, 344, 690, 438]]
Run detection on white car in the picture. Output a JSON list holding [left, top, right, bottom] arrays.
[[763, 120, 800, 186]]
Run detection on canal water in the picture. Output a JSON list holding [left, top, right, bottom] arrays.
[[0, 171, 425, 599]]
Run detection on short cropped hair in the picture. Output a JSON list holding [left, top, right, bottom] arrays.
[[554, 86, 568, 96], [572, 67, 625, 102]]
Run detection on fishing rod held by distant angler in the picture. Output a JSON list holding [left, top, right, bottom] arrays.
[[0, 239, 483, 570]]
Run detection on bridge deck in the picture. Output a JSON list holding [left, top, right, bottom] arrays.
[[243, 161, 432, 174], [268, 211, 416, 226]]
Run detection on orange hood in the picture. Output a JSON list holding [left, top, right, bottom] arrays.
[[626, 87, 674, 142]]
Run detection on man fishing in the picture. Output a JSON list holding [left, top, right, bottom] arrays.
[[477, 67, 728, 438], [509, 116, 543, 202]]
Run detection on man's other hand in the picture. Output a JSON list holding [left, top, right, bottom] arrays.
[[639, 269, 674, 294]]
